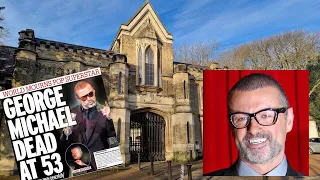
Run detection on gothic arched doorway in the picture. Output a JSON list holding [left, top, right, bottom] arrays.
[[130, 112, 165, 162]]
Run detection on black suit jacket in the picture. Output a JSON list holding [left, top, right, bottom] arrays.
[[204, 159, 304, 176], [67, 103, 117, 170]]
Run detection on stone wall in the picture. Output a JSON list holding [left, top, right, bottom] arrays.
[[35, 39, 113, 65], [162, 43, 173, 75], [161, 76, 174, 97], [120, 35, 136, 66]]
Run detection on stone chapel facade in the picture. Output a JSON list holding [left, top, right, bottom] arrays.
[[0, 1, 212, 165]]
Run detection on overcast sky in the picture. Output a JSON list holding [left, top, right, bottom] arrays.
[[1, 0, 319, 52]]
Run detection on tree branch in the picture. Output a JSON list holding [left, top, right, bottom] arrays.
[[310, 79, 320, 97]]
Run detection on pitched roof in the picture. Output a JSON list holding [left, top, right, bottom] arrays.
[[110, 1, 172, 50], [123, 1, 172, 36]]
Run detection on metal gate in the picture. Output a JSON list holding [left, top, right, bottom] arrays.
[[130, 112, 165, 162]]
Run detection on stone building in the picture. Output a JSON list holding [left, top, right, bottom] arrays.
[[0, 1, 209, 165]]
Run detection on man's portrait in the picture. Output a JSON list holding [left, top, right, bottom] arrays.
[[66, 144, 91, 171], [203, 70, 309, 176], [61, 76, 119, 171]]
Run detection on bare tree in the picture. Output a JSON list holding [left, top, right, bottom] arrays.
[[309, 62, 320, 125], [217, 30, 320, 123], [309, 61, 320, 97], [217, 30, 320, 70], [175, 40, 219, 66], [216, 44, 250, 69]]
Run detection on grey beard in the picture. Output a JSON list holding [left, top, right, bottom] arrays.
[[83, 101, 96, 109], [237, 132, 283, 164], [87, 102, 96, 108]]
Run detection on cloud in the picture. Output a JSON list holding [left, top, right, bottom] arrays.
[[0, 0, 143, 48], [171, 0, 212, 30], [171, 0, 320, 49], [0, 0, 319, 51]]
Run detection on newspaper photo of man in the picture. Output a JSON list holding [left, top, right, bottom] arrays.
[[62, 78, 119, 171], [66, 144, 91, 171]]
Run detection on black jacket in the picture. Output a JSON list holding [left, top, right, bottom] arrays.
[[66, 104, 117, 170], [204, 160, 304, 176]]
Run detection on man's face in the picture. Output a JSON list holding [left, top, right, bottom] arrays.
[[229, 86, 294, 164], [75, 84, 96, 109], [71, 148, 82, 160]]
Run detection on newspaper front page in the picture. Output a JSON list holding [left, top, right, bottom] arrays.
[[0, 68, 123, 180]]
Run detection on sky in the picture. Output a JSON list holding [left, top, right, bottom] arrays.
[[0, 0, 320, 52]]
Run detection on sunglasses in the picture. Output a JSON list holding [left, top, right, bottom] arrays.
[[78, 91, 94, 101]]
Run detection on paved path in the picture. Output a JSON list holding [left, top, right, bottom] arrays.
[[131, 160, 203, 180], [71, 167, 154, 180], [309, 154, 320, 176], [3, 157, 320, 179]]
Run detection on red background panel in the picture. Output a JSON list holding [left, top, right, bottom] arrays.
[[203, 70, 309, 175]]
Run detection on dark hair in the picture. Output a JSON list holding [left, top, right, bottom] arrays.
[[228, 73, 289, 114]]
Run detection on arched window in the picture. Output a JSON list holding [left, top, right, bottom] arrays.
[[187, 121, 190, 143], [138, 48, 142, 85], [117, 118, 121, 143], [184, 80, 186, 99], [118, 72, 122, 94], [145, 47, 154, 86], [158, 49, 161, 87]]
